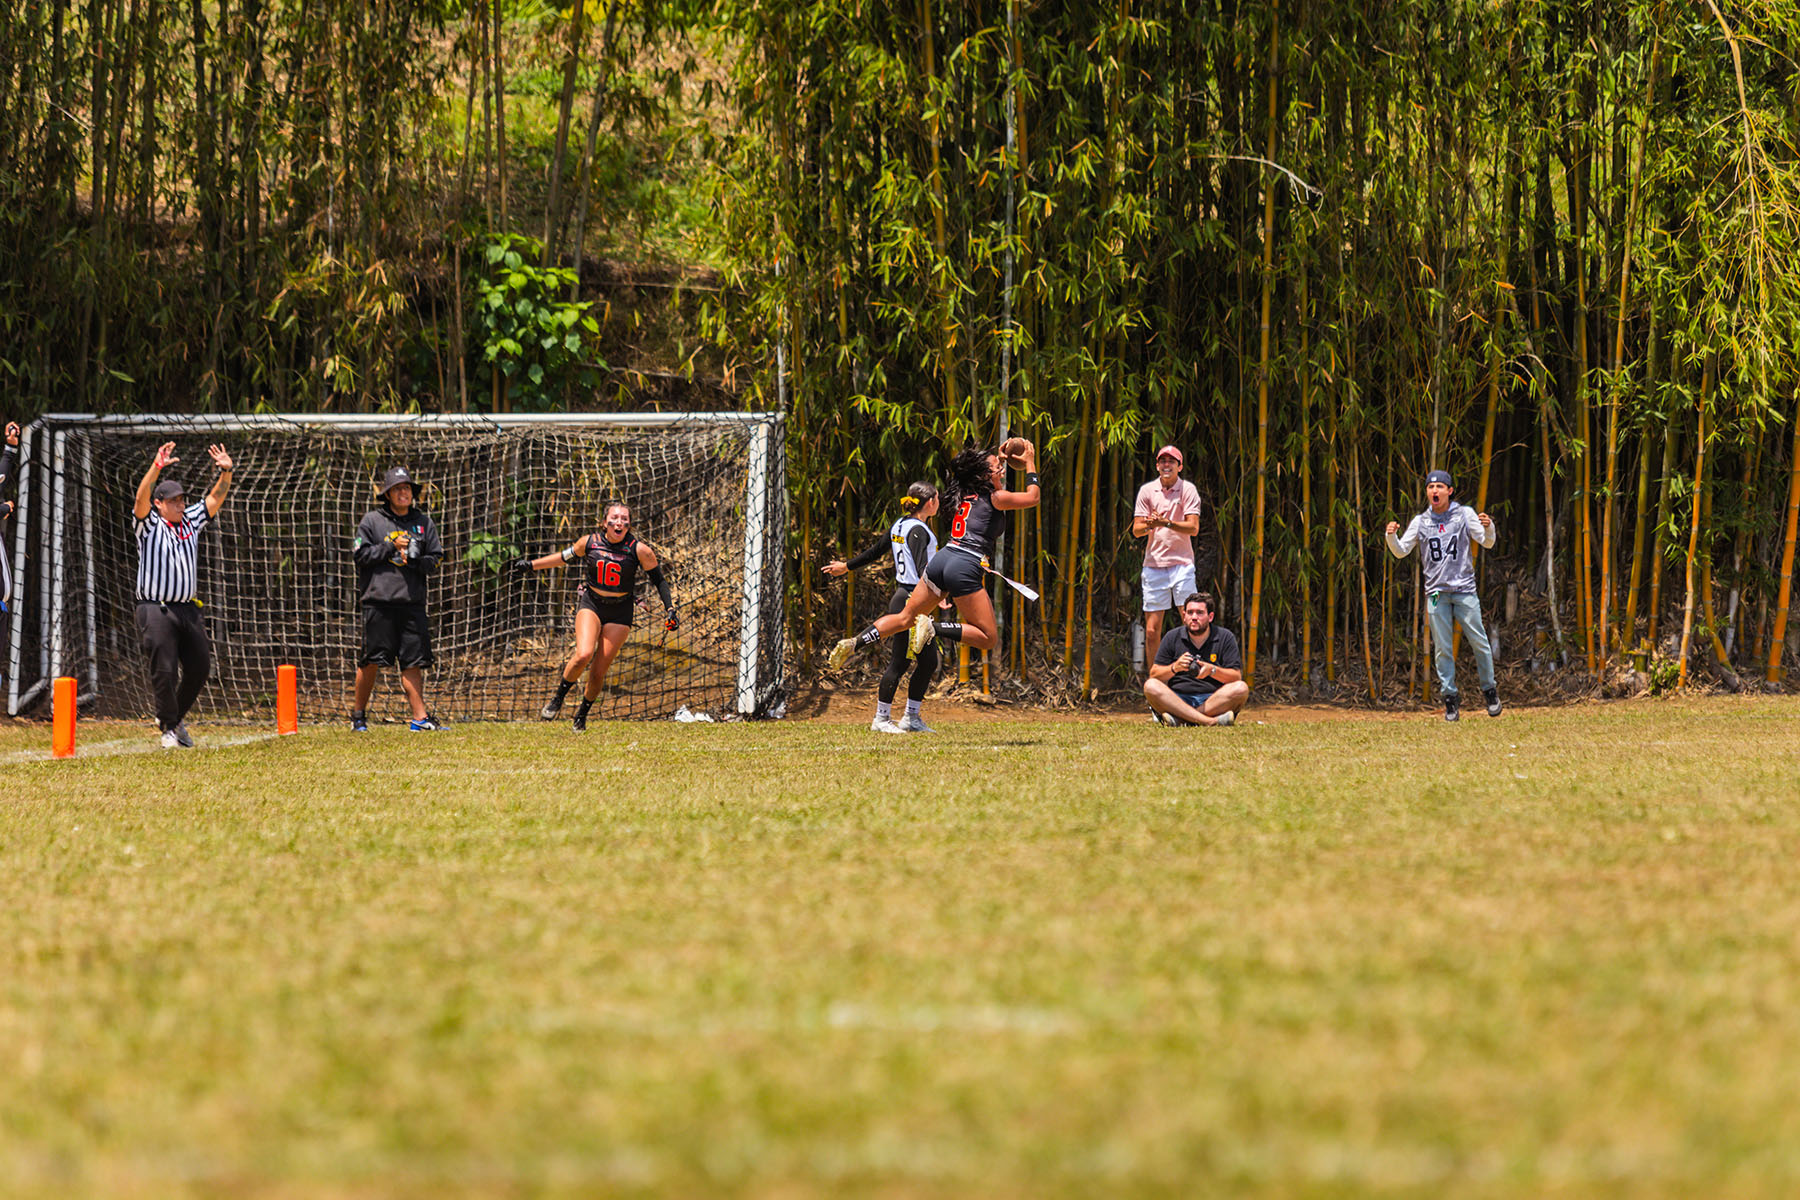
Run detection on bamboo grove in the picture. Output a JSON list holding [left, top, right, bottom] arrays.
[[4, 0, 1800, 698], [709, 0, 1800, 696]]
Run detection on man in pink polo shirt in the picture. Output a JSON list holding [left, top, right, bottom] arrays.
[[1132, 445, 1203, 675]]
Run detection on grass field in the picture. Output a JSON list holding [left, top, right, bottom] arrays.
[[5, 696, 1800, 1198]]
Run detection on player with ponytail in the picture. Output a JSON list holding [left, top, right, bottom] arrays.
[[827, 438, 1040, 671], [511, 499, 678, 731], [823, 482, 943, 733]]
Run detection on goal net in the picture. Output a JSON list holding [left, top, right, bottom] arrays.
[[7, 412, 787, 724]]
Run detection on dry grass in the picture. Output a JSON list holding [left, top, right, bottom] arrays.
[[3, 696, 1799, 1198]]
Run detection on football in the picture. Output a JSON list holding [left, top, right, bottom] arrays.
[[1000, 437, 1031, 468]]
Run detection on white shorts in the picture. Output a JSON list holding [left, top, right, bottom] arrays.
[[1141, 562, 1197, 613]]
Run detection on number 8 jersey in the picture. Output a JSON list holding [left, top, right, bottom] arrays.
[[1387, 502, 1493, 594]]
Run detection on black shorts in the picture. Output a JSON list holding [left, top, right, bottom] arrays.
[[361, 603, 432, 668], [925, 549, 987, 599], [579, 588, 635, 628]]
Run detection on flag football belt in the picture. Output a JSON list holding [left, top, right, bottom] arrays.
[[944, 544, 1039, 602]]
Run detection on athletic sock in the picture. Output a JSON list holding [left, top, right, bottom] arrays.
[[875, 701, 893, 722], [575, 697, 594, 714], [905, 699, 922, 717], [933, 622, 965, 643], [855, 624, 883, 649], [553, 677, 576, 701]]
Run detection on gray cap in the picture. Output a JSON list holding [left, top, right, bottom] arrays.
[[1424, 469, 1454, 489], [380, 466, 417, 497], [152, 479, 185, 501]]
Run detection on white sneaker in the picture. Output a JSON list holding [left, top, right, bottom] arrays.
[[826, 637, 857, 670], [908, 613, 937, 657], [159, 729, 180, 749], [172, 723, 194, 748], [870, 717, 906, 734], [899, 714, 934, 733], [1214, 711, 1235, 727]]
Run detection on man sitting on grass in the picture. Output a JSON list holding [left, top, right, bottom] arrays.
[[1144, 592, 1248, 727]]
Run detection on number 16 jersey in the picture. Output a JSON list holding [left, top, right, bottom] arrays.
[[583, 531, 640, 595]]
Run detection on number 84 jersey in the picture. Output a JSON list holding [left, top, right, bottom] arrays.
[[1388, 503, 1493, 594]]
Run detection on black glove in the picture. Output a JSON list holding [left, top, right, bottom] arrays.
[[664, 609, 681, 633], [509, 555, 534, 576]]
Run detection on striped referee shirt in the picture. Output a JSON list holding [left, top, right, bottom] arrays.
[[134, 502, 211, 603]]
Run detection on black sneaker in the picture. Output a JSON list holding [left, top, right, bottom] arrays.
[[540, 692, 565, 721], [1483, 687, 1502, 717], [351, 710, 368, 732], [572, 704, 592, 733], [1444, 694, 1461, 722]]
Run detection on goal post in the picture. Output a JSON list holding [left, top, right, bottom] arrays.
[[7, 411, 788, 723]]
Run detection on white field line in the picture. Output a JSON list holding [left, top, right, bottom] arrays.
[[8, 731, 283, 763]]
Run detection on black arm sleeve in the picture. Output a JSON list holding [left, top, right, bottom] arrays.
[[844, 539, 887, 571], [905, 525, 931, 576], [647, 564, 673, 609]]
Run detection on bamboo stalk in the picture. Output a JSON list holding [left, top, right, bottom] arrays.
[[1767, 391, 1800, 684], [1299, 267, 1312, 684], [1244, 0, 1278, 687], [1352, 444, 1377, 701], [1677, 362, 1711, 689]]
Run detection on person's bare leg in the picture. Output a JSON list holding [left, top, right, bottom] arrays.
[[942, 588, 999, 650], [1143, 678, 1217, 725], [1143, 608, 1165, 675], [399, 667, 427, 721], [563, 608, 602, 682], [353, 664, 379, 711], [584, 624, 632, 701], [1200, 680, 1250, 720]]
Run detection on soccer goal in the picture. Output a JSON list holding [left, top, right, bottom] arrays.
[[6, 411, 788, 724]]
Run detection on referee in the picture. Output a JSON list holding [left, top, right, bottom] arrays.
[[132, 440, 234, 748]]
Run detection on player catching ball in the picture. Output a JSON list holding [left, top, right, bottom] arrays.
[[1385, 468, 1501, 721], [823, 481, 943, 733], [512, 500, 677, 731], [827, 438, 1040, 669]]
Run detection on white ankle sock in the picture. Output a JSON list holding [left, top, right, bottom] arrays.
[[906, 700, 922, 717], [875, 701, 892, 721]]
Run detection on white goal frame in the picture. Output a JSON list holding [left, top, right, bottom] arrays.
[[7, 410, 788, 719]]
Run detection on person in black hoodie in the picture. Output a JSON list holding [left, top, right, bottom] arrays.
[[350, 467, 444, 731], [1, 422, 18, 613]]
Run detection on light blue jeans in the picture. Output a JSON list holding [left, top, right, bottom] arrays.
[[1428, 590, 1495, 698]]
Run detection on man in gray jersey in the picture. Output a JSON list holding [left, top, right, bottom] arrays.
[[1385, 469, 1501, 721]]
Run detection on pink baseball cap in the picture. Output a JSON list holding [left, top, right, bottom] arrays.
[[1154, 445, 1183, 466]]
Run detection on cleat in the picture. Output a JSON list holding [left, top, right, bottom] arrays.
[[870, 717, 906, 734], [899, 714, 934, 734], [1213, 711, 1235, 727], [1444, 695, 1461, 722], [159, 729, 180, 749], [1483, 687, 1502, 717], [826, 637, 857, 670], [409, 715, 444, 732], [540, 694, 564, 721], [172, 722, 194, 748], [572, 706, 591, 733], [1148, 708, 1175, 728], [350, 710, 368, 732], [908, 613, 937, 657]]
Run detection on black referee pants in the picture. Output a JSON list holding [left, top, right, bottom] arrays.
[[135, 601, 211, 733]]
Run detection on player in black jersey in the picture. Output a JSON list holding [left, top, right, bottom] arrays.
[[824, 481, 942, 733], [827, 439, 1040, 670], [511, 499, 678, 731]]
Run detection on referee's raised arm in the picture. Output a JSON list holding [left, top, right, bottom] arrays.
[[203, 444, 235, 517], [134, 441, 180, 519]]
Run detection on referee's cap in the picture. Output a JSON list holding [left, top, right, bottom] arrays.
[[379, 466, 417, 497], [152, 479, 185, 501], [1425, 469, 1455, 489]]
